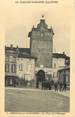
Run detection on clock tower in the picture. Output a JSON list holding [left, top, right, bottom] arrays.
[[28, 16, 54, 68]]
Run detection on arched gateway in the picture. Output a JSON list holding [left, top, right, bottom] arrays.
[[36, 70, 45, 88]]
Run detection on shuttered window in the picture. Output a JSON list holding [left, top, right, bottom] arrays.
[[5, 63, 9, 72], [11, 64, 16, 73]]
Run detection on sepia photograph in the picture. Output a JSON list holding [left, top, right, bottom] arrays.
[[4, 0, 72, 115]]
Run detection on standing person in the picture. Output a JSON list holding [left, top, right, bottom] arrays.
[[59, 82, 63, 91], [63, 83, 67, 91], [49, 82, 51, 90], [54, 82, 58, 91], [50, 80, 54, 90]]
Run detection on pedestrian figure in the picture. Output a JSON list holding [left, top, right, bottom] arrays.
[[36, 82, 39, 88], [59, 82, 63, 91], [63, 83, 67, 91], [54, 82, 58, 91], [50, 80, 54, 90], [49, 82, 51, 90]]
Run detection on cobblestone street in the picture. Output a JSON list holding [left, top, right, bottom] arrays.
[[5, 87, 70, 112]]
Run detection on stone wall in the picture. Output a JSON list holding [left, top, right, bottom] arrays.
[[29, 19, 54, 68]]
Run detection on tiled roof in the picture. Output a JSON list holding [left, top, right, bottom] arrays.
[[5, 46, 16, 51], [5, 46, 36, 59], [18, 48, 30, 54], [5, 46, 30, 54], [18, 53, 36, 59], [5, 46, 70, 60], [53, 53, 70, 59], [58, 66, 70, 72]]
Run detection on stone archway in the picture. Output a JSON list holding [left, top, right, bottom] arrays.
[[36, 70, 45, 88]]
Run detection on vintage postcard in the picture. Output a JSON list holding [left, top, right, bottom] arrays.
[[0, 0, 75, 116]]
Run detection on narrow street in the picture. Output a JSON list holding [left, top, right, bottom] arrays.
[[5, 87, 70, 112]]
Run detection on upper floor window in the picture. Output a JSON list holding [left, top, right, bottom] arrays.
[[5, 63, 9, 72], [19, 64, 23, 71], [9, 56, 16, 62], [5, 56, 9, 62], [11, 64, 16, 73], [54, 63, 56, 68], [65, 59, 70, 65]]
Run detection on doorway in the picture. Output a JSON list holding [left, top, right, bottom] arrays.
[[36, 70, 45, 88]]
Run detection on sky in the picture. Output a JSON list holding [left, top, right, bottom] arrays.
[[5, 0, 73, 56]]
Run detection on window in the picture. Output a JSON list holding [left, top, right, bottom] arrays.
[[9, 56, 16, 62], [11, 64, 16, 73], [9, 79, 13, 85], [5, 63, 9, 72], [19, 64, 23, 71], [53, 72, 55, 78], [5, 56, 9, 61], [54, 63, 56, 68]]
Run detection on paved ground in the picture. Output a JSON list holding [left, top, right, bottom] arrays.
[[5, 87, 70, 112]]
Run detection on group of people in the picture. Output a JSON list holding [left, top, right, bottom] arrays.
[[53, 82, 67, 92], [41, 80, 68, 91]]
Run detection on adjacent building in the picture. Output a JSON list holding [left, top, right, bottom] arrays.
[[5, 45, 36, 86], [52, 52, 70, 77], [17, 52, 35, 86], [5, 45, 17, 86], [57, 66, 70, 85]]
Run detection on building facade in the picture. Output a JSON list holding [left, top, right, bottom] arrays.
[[57, 66, 70, 88], [52, 52, 70, 78], [5, 44, 69, 86], [5, 45, 35, 86], [17, 54, 35, 86], [5, 17, 70, 87], [5, 45, 17, 86]]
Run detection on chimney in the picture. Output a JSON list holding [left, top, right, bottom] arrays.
[[16, 45, 19, 55], [16, 45, 18, 48], [63, 51, 65, 55], [10, 44, 13, 48]]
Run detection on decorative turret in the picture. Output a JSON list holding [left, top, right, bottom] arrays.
[[37, 15, 48, 30]]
